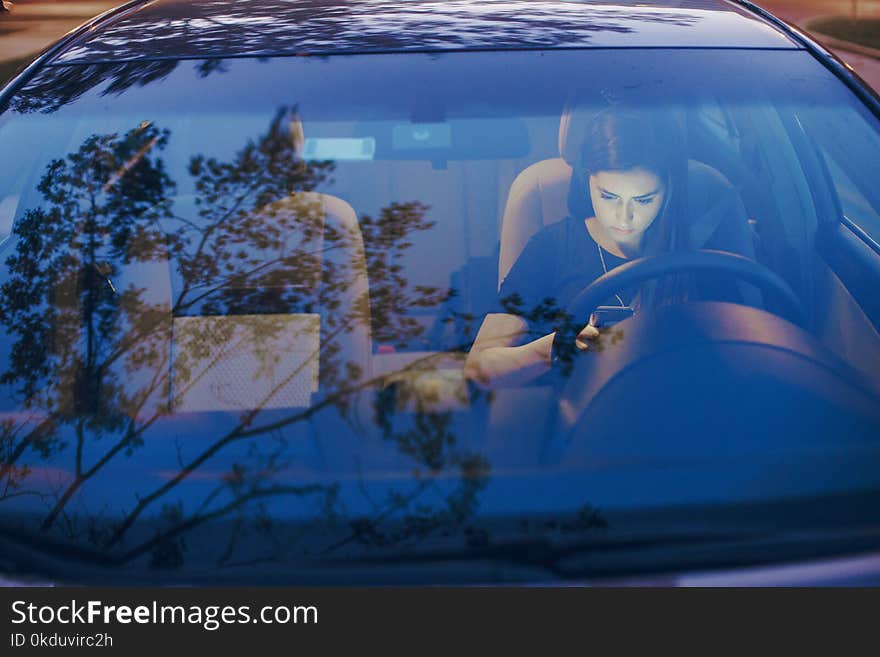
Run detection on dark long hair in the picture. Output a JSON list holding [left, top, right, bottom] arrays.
[[567, 107, 691, 307]]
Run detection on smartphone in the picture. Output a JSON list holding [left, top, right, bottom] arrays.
[[589, 305, 635, 328]]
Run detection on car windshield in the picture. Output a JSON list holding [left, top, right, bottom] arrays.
[[1, 48, 880, 583]]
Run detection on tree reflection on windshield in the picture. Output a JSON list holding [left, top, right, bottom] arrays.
[[0, 108, 513, 570]]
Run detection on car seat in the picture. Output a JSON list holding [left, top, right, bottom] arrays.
[[171, 193, 371, 414], [117, 114, 372, 416]]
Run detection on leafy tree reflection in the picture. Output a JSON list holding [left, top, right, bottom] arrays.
[[0, 110, 604, 574], [47, 0, 702, 63]]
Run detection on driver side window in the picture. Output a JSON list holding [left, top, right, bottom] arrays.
[[821, 148, 880, 242]]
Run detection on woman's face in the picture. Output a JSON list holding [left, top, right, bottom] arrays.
[[588, 167, 665, 251]]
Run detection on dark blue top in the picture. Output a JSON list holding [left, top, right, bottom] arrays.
[[497, 216, 630, 340]]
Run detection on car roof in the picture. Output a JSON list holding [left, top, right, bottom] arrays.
[[52, 0, 799, 64]]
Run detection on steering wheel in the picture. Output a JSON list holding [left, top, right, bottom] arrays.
[[565, 249, 805, 327]]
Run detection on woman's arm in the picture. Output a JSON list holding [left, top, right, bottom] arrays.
[[463, 313, 599, 389], [463, 313, 554, 388]]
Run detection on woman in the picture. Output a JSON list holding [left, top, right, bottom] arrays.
[[464, 108, 689, 388]]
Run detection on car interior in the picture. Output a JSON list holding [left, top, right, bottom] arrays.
[[8, 91, 878, 423], [108, 90, 880, 476], [2, 53, 880, 530]]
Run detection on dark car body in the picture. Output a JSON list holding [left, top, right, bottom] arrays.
[[1, 0, 880, 586]]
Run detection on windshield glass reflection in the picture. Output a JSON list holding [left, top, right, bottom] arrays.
[[2, 51, 880, 582]]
